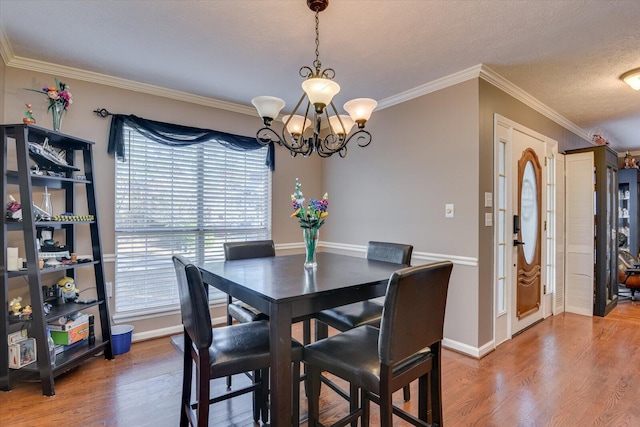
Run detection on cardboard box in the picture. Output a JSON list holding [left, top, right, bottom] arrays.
[[50, 321, 89, 346], [49, 313, 89, 331], [9, 338, 37, 369], [8, 328, 28, 345]]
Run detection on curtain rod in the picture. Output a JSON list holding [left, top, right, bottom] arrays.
[[93, 108, 113, 118]]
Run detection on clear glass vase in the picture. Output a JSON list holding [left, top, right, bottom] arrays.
[[50, 102, 65, 132], [303, 227, 319, 269]]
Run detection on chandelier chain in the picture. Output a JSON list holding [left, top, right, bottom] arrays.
[[313, 10, 321, 72]]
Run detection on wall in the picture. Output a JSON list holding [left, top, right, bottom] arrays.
[[2, 68, 322, 336], [323, 79, 482, 349]]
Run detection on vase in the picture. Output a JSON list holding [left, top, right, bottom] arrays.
[[50, 102, 65, 132], [303, 227, 319, 269]]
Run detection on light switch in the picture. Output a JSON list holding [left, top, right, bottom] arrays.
[[445, 204, 454, 218], [485, 212, 493, 226], [484, 192, 493, 208]]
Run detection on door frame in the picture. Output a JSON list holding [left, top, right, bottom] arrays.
[[493, 115, 559, 347]]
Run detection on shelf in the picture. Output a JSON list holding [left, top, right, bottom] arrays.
[[2, 124, 112, 396], [6, 260, 99, 278], [14, 338, 109, 377], [8, 300, 103, 325], [6, 170, 91, 187], [0, 124, 94, 150], [7, 220, 96, 231]]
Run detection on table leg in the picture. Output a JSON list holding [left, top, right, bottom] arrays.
[[269, 302, 293, 426]]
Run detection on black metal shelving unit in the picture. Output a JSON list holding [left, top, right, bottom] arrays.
[[1, 124, 113, 396]]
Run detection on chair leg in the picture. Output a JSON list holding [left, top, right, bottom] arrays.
[[292, 360, 301, 427], [303, 319, 311, 345], [261, 368, 270, 424], [252, 369, 261, 422], [418, 373, 429, 422], [403, 383, 411, 402], [378, 387, 393, 427], [349, 384, 359, 427], [361, 389, 370, 427], [431, 345, 443, 426], [307, 366, 322, 427], [315, 320, 329, 341], [226, 295, 233, 389], [180, 341, 192, 427], [196, 356, 210, 427]]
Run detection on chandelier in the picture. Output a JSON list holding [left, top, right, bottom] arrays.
[[251, 0, 377, 158]]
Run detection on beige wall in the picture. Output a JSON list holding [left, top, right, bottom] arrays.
[[323, 80, 482, 348], [2, 68, 322, 334]]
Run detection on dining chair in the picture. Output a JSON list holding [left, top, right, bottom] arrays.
[[223, 240, 275, 325], [304, 261, 453, 427], [171, 255, 302, 426], [311, 241, 413, 401]]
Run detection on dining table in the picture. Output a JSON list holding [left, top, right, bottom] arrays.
[[198, 251, 401, 426]]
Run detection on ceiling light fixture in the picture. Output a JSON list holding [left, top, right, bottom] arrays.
[[621, 68, 640, 90], [251, 0, 377, 158]]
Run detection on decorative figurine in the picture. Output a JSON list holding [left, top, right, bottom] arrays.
[[57, 277, 80, 302], [23, 103, 36, 124], [9, 297, 23, 315], [6, 195, 22, 221], [624, 151, 638, 169]]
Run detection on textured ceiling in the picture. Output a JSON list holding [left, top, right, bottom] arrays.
[[1, 0, 640, 150]]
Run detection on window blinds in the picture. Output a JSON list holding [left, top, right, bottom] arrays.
[[114, 125, 271, 315]]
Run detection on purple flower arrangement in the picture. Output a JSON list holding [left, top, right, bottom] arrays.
[[291, 178, 328, 230]]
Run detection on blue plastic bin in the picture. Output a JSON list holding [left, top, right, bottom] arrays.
[[111, 324, 134, 355]]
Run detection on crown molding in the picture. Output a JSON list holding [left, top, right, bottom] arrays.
[[377, 64, 485, 110], [376, 63, 590, 142], [478, 64, 591, 141], [0, 29, 591, 141], [0, 41, 256, 116], [0, 25, 14, 65]]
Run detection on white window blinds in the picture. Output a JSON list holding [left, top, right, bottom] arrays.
[[114, 125, 271, 315]]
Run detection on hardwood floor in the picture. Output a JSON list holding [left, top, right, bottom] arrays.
[[3, 300, 640, 426]]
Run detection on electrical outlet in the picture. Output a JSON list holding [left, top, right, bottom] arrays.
[[106, 281, 113, 298]]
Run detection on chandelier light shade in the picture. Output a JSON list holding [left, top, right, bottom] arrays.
[[251, 96, 286, 124], [621, 68, 640, 90], [252, 0, 377, 158], [282, 114, 312, 136]]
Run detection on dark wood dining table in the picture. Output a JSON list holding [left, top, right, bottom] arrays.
[[198, 252, 401, 426]]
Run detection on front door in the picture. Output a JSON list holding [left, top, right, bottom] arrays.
[[511, 131, 545, 334]]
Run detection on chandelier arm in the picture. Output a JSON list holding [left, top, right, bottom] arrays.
[[256, 126, 285, 147], [344, 129, 373, 148]]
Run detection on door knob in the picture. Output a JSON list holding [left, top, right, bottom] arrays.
[[513, 240, 525, 246]]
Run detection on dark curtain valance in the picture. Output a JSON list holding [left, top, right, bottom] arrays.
[[107, 114, 274, 171]]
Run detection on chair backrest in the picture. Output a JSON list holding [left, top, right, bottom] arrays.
[[378, 261, 453, 365], [223, 240, 276, 261], [172, 255, 212, 349], [366, 241, 413, 265]]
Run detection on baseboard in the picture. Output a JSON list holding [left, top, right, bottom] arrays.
[[442, 337, 494, 359]]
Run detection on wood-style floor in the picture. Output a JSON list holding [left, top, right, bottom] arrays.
[[3, 299, 640, 426]]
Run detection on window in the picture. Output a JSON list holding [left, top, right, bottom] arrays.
[[114, 125, 271, 316]]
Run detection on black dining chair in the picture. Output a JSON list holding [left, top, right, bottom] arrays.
[[304, 261, 453, 427], [311, 241, 413, 401], [171, 255, 302, 426], [223, 240, 275, 325]]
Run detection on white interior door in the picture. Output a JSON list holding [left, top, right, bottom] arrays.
[[564, 152, 595, 317]]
